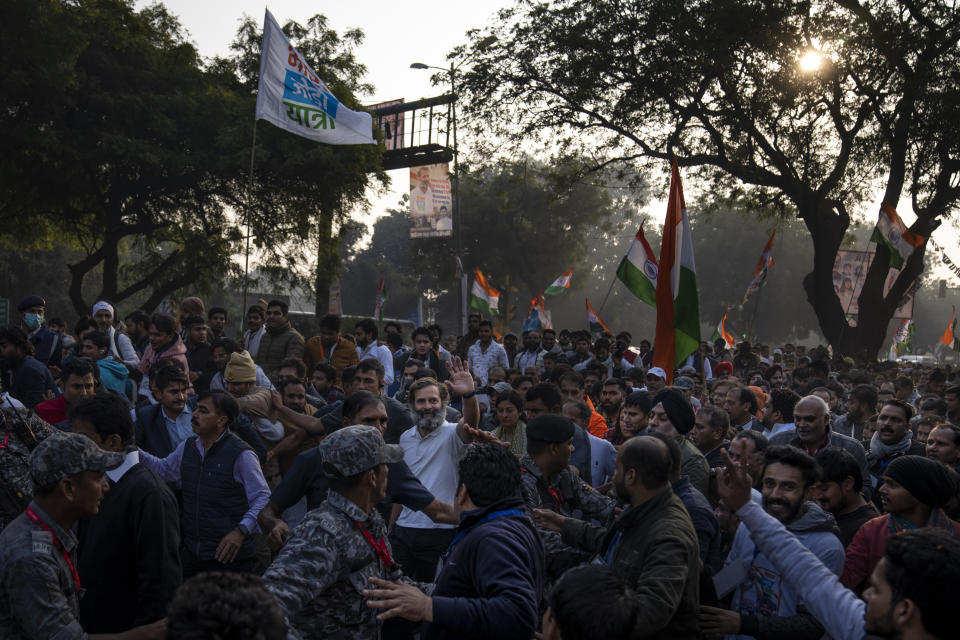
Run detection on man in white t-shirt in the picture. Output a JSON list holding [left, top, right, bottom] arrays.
[[391, 362, 490, 582], [410, 167, 436, 220]]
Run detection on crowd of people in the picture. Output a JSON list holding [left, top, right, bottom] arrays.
[[1, 294, 959, 639]]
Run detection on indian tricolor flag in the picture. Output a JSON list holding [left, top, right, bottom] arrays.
[[544, 269, 573, 296], [652, 159, 701, 382], [586, 298, 612, 335], [616, 225, 658, 308], [470, 269, 500, 315], [742, 229, 775, 304], [710, 312, 735, 349], [871, 203, 924, 269], [940, 306, 958, 351]]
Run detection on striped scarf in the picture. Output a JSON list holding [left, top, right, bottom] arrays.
[[494, 421, 527, 457]]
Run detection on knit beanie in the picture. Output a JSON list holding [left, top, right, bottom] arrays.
[[180, 296, 205, 318], [652, 388, 696, 434], [224, 351, 257, 383], [884, 455, 958, 507]]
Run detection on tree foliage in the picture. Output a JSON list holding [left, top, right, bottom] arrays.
[[456, 0, 960, 359], [0, 0, 384, 314]]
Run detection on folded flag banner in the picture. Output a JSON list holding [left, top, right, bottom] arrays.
[[616, 225, 659, 308], [653, 159, 701, 382], [470, 269, 500, 316], [544, 269, 573, 296], [871, 203, 924, 270], [524, 294, 553, 331], [742, 229, 776, 304], [586, 298, 612, 335], [255, 9, 374, 145], [373, 277, 386, 319], [939, 306, 958, 351], [892, 318, 914, 356], [710, 312, 735, 349]]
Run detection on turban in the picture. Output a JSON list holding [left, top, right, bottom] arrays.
[[652, 388, 695, 435], [92, 300, 114, 317], [714, 362, 733, 377]]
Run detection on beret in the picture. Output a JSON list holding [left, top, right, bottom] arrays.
[[527, 414, 576, 443]]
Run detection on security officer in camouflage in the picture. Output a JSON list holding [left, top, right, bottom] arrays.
[[519, 414, 616, 582], [0, 431, 165, 639], [263, 425, 411, 639], [0, 406, 56, 531]]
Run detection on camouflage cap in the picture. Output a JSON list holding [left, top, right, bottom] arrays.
[[319, 425, 403, 478], [29, 432, 125, 489]]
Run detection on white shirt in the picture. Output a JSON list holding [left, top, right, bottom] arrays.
[[357, 342, 395, 385], [396, 421, 466, 530], [767, 422, 795, 438], [106, 449, 141, 482]]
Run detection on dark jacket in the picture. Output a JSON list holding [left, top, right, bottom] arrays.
[[770, 427, 873, 500], [4, 355, 57, 410], [257, 322, 305, 382], [426, 497, 544, 640], [135, 399, 267, 462], [672, 477, 722, 575], [561, 486, 700, 639], [395, 350, 449, 383], [77, 462, 181, 632], [28, 326, 62, 368]]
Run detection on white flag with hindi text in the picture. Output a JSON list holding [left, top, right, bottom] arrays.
[[254, 9, 374, 145]]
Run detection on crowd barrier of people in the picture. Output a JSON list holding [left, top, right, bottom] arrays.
[[1, 294, 959, 639]]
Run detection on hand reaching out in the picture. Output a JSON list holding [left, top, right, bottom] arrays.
[[444, 356, 475, 396]]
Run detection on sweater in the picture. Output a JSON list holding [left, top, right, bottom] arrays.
[[77, 461, 181, 632], [137, 336, 192, 398], [303, 335, 359, 385], [425, 497, 544, 640]]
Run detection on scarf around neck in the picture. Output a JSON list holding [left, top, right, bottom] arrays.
[[869, 430, 913, 461]]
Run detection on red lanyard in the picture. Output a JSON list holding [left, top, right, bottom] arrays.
[[352, 519, 393, 569], [0, 431, 9, 449], [522, 467, 564, 507], [25, 506, 82, 591]]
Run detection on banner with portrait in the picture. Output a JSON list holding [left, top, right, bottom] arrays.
[[833, 249, 914, 326], [409, 163, 453, 239]]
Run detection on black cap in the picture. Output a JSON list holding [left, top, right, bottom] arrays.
[[527, 414, 576, 443], [652, 388, 696, 434], [17, 295, 45, 311]]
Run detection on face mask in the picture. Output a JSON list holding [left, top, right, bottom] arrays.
[[23, 313, 43, 330]]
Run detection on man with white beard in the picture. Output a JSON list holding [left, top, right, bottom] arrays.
[[391, 359, 490, 583]]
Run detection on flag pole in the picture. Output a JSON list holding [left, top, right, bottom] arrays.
[[242, 120, 259, 317], [596, 274, 618, 316]]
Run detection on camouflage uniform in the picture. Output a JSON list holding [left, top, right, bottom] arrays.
[[519, 453, 616, 581], [262, 425, 409, 640], [0, 407, 56, 531], [0, 431, 124, 638]]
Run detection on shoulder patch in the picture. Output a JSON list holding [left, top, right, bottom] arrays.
[[31, 530, 53, 555]]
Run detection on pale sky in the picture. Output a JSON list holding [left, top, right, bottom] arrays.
[[139, 0, 960, 283]]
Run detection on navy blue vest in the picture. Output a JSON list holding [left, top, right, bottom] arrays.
[[180, 431, 254, 561]]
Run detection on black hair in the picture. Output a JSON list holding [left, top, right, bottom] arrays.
[[69, 393, 134, 446], [62, 357, 96, 382], [182, 315, 206, 329], [427, 323, 443, 339], [149, 313, 177, 335], [154, 365, 188, 392], [769, 388, 801, 422], [277, 378, 306, 395], [411, 326, 432, 341], [762, 445, 821, 489], [732, 386, 759, 414], [278, 358, 306, 379], [458, 442, 522, 506], [384, 321, 402, 333], [246, 305, 265, 319], [603, 377, 629, 395], [356, 358, 385, 382], [495, 390, 524, 412], [558, 371, 585, 389], [525, 383, 563, 411], [312, 362, 337, 381], [620, 436, 671, 489], [197, 390, 239, 428], [884, 528, 960, 638], [343, 390, 386, 423], [211, 337, 240, 355], [732, 429, 770, 453], [543, 352, 559, 363], [267, 299, 289, 315], [814, 447, 863, 493], [0, 325, 31, 354], [514, 375, 534, 387], [594, 337, 611, 350], [124, 310, 150, 328], [623, 390, 652, 413], [208, 307, 227, 320], [478, 319, 493, 330], [849, 383, 879, 411], [166, 572, 287, 640], [563, 399, 591, 424], [921, 397, 948, 415], [319, 313, 341, 331], [341, 365, 357, 387], [883, 398, 915, 422], [645, 430, 682, 481], [697, 405, 730, 435], [931, 423, 960, 446], [385, 333, 404, 351], [547, 565, 637, 640], [542, 328, 556, 337], [82, 330, 110, 351], [355, 318, 379, 340]]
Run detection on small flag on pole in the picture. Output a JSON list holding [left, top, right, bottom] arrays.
[[742, 229, 776, 303], [616, 225, 658, 308], [373, 276, 386, 319], [892, 318, 914, 356], [871, 203, 924, 269], [254, 10, 374, 145], [544, 269, 573, 296], [523, 294, 553, 331], [652, 158, 701, 383], [586, 298, 612, 335], [710, 312, 736, 349], [470, 269, 500, 316], [939, 306, 958, 351]]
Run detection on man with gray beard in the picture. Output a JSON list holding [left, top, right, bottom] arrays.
[[391, 362, 490, 584]]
